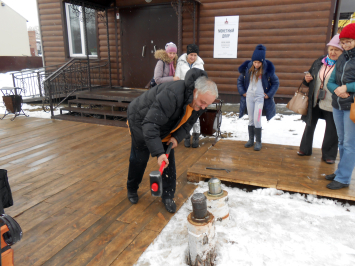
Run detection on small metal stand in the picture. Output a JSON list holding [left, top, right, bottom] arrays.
[[199, 99, 223, 146], [1, 87, 29, 121]]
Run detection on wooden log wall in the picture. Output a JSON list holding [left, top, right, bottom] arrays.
[[37, 0, 67, 67], [97, 9, 121, 86], [183, 0, 335, 98]]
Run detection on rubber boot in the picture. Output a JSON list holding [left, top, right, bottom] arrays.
[[244, 126, 255, 148], [192, 133, 200, 148], [184, 136, 191, 148], [254, 127, 262, 151]]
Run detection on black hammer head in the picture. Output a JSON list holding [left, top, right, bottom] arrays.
[[149, 170, 163, 197]]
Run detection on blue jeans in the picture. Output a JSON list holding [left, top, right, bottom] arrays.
[[332, 108, 355, 184]]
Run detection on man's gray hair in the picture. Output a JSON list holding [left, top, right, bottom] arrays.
[[194, 76, 218, 98]]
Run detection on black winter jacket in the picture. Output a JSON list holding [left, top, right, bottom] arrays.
[[330, 47, 355, 110], [301, 56, 324, 126], [127, 68, 208, 157]]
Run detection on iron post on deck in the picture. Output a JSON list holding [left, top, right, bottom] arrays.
[[193, 1, 196, 44], [105, 8, 112, 88], [178, 0, 182, 56], [82, 2, 91, 91], [332, 0, 342, 36], [37, 72, 43, 97]]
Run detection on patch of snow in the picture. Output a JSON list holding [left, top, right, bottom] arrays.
[[135, 183, 355, 266]]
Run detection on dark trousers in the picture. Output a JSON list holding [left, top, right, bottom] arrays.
[[300, 104, 338, 160], [127, 142, 176, 199]]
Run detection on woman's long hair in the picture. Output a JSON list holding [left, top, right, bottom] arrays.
[[249, 64, 263, 82]]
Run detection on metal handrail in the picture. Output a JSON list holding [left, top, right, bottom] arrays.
[[43, 58, 110, 116], [43, 58, 76, 83]]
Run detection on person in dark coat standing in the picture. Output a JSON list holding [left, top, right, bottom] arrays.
[[126, 69, 218, 212], [237, 44, 279, 151], [298, 34, 343, 164]]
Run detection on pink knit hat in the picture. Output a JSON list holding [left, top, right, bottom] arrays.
[[165, 42, 177, 53], [327, 34, 343, 50]]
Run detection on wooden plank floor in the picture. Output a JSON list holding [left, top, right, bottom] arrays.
[[0, 116, 214, 266], [187, 139, 355, 201]]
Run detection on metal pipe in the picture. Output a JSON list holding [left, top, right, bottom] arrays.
[[333, 0, 342, 36], [208, 178, 223, 196], [191, 193, 207, 219], [193, 1, 196, 44], [105, 8, 112, 88], [82, 2, 91, 90], [178, 0, 182, 56]]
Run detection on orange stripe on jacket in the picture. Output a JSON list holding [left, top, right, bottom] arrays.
[[127, 104, 193, 143]]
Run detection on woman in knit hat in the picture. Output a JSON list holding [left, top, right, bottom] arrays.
[[297, 34, 343, 165], [325, 23, 355, 190], [237, 44, 279, 151], [153, 42, 179, 85], [175, 44, 205, 148]]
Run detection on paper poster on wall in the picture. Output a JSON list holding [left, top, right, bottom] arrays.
[[213, 16, 239, 58]]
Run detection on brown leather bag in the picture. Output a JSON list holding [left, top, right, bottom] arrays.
[[350, 96, 355, 123], [286, 82, 309, 116]]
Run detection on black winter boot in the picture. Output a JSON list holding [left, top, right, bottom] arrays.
[[184, 136, 191, 148], [162, 198, 176, 213], [127, 190, 138, 204], [254, 127, 262, 151], [192, 133, 200, 148], [245, 126, 255, 148]]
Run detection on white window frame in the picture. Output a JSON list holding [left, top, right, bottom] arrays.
[[65, 3, 97, 58]]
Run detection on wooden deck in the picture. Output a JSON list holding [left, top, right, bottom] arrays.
[[187, 139, 355, 201], [2, 116, 355, 266], [0, 116, 213, 266]]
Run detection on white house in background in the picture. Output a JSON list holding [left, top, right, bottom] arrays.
[[0, 1, 30, 56]]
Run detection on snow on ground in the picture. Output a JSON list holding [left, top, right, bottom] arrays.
[[135, 183, 355, 266], [219, 112, 325, 148]]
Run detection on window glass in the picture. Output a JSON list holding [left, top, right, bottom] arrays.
[[68, 7, 82, 54], [65, 4, 97, 57]]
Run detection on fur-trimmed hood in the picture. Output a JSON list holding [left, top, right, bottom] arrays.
[[238, 60, 275, 76], [154, 49, 178, 69]]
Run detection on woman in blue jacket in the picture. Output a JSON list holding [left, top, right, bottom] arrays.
[[237, 45, 279, 151]]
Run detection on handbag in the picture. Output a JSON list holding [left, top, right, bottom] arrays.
[[286, 81, 309, 116], [350, 96, 355, 123], [0, 169, 13, 210], [146, 60, 165, 89]]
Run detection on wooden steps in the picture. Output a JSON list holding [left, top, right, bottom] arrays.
[[68, 99, 130, 108], [60, 107, 128, 118], [54, 88, 143, 127]]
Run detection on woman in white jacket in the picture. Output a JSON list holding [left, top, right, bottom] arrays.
[[175, 44, 204, 148]]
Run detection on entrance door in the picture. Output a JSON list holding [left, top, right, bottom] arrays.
[[120, 5, 178, 88]]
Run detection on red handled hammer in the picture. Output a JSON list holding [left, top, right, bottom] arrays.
[[150, 143, 173, 197]]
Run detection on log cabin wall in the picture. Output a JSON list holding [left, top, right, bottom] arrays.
[[183, 0, 335, 101], [37, 0, 67, 67], [97, 8, 121, 86]]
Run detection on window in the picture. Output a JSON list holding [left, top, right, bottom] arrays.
[[65, 3, 98, 57]]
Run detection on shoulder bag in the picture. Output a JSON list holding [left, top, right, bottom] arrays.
[[286, 81, 309, 116]]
